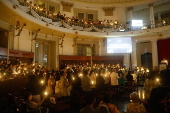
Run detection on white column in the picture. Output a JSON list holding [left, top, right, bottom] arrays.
[[123, 54, 130, 70], [149, 3, 155, 28], [131, 39, 137, 69], [157, 13, 161, 20], [56, 38, 59, 70], [151, 39, 158, 69]]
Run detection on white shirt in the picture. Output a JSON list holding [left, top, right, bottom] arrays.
[[110, 72, 119, 85]]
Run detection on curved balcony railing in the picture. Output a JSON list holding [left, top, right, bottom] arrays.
[[6, 0, 170, 34]]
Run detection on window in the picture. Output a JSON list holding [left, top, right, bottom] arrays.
[[49, 5, 55, 13], [43, 44, 49, 66], [78, 13, 84, 19], [77, 44, 95, 56], [35, 42, 50, 67], [35, 42, 39, 63], [88, 14, 93, 21]]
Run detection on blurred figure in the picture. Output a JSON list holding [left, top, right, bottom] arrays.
[[149, 69, 170, 113], [95, 105, 110, 113], [144, 71, 160, 100], [99, 93, 120, 113], [80, 93, 96, 113], [126, 71, 133, 81], [82, 70, 91, 92], [127, 92, 147, 113]]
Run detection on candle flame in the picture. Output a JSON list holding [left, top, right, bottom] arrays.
[[44, 92, 48, 96]]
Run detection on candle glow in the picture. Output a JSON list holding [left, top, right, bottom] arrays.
[[44, 92, 48, 96]]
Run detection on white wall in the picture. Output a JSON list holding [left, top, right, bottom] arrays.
[[14, 29, 32, 52]]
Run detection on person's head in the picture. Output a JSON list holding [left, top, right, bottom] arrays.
[[24, 92, 32, 101], [130, 92, 140, 103], [128, 71, 131, 74], [83, 70, 88, 76], [60, 71, 67, 77], [95, 105, 110, 113]]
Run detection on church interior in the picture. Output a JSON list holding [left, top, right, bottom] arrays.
[[0, 0, 170, 112]]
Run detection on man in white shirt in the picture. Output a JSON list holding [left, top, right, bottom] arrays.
[[110, 69, 119, 86]]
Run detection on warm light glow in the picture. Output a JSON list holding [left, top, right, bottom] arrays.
[[146, 69, 149, 73], [4, 73, 6, 75], [44, 92, 48, 96], [72, 77, 75, 80], [91, 81, 94, 84], [41, 80, 44, 84], [156, 78, 159, 81]]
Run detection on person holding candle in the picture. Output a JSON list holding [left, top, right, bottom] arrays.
[[24, 92, 47, 112], [81, 70, 92, 93], [55, 71, 72, 97], [72, 70, 82, 92], [46, 75, 55, 95]]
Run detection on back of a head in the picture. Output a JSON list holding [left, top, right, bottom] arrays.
[[130, 92, 140, 103], [83, 70, 88, 76], [95, 105, 110, 113]]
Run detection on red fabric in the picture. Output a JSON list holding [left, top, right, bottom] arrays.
[[157, 38, 170, 67]]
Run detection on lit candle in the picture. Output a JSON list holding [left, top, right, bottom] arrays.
[[72, 77, 75, 80], [91, 81, 94, 84], [156, 78, 159, 81], [41, 80, 44, 84], [146, 69, 149, 73], [44, 92, 48, 96], [4, 73, 6, 76]]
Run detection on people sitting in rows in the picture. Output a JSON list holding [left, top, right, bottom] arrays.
[[127, 92, 147, 113]]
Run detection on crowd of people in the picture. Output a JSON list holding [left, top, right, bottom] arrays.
[[1, 57, 170, 112], [17, 0, 123, 30]]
